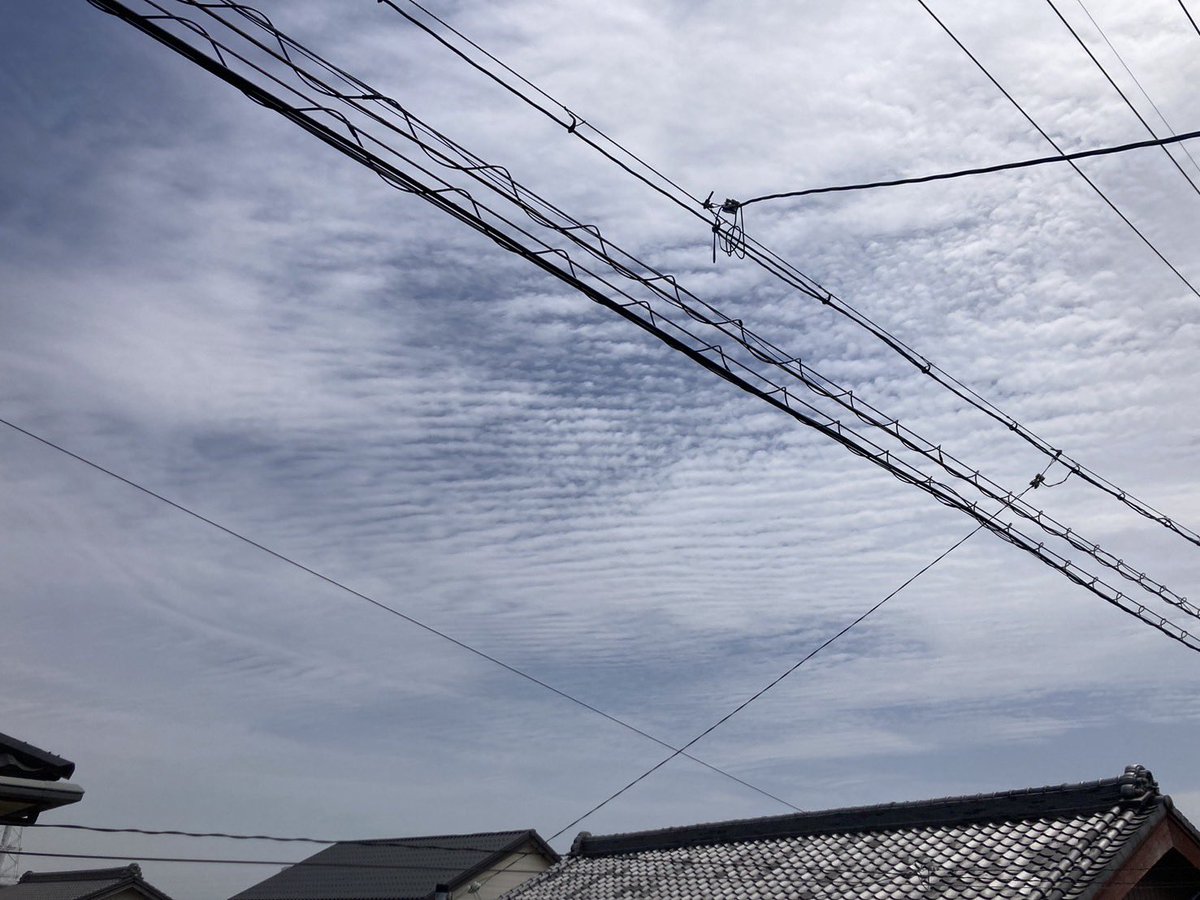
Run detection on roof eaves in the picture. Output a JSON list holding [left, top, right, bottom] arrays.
[[442, 830, 559, 893], [0, 732, 76, 781], [572, 767, 1161, 858]]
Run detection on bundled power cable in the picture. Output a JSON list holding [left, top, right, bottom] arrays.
[[373, 0, 1200, 555], [88, 0, 1200, 654]]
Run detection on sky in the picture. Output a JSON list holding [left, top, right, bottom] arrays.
[[3, 1, 1200, 898]]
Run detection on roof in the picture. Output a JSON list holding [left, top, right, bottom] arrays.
[[0, 733, 75, 781], [229, 829, 560, 900], [507, 765, 1189, 900], [2, 865, 177, 900]]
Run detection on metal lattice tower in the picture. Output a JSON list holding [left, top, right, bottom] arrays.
[[0, 824, 22, 885]]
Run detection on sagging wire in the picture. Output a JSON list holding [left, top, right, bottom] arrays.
[[373, 0, 1200, 557], [159, 0, 1200, 627], [88, 0, 1200, 655]]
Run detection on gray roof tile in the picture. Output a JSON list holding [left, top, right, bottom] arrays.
[[230, 829, 556, 900], [507, 766, 1167, 900]]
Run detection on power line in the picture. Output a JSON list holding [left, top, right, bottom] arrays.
[[546, 506, 1014, 840], [1071, 0, 1200, 180], [914, 0, 1200, 299], [1179, 0, 1200, 38], [46, 0, 1200, 862], [1042, 0, 1200, 197], [86, 1, 1200, 651], [5, 849, 549, 874], [29, 824, 544, 858], [0, 414, 795, 814], [166, 0, 1200, 627], [726, 125, 1200, 208], [371, 0, 1200, 562]]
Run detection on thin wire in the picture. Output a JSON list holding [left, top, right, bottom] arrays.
[[29, 824, 544, 858], [3, 848, 549, 874], [86, 0, 1200, 653], [547, 474, 1045, 840], [371, 0, 1200, 561], [166, 0, 1200, 625], [1072, 0, 1200, 179], [915, 0, 1200, 299], [1178, 0, 1200, 39], [0, 414, 796, 814], [1043, 0, 1200, 196], [732, 126, 1200, 208]]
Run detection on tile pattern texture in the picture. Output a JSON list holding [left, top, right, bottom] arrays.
[[508, 766, 1165, 900]]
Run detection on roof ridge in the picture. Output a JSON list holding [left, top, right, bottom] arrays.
[[571, 766, 1160, 858], [353, 829, 535, 844], [19, 864, 140, 883]]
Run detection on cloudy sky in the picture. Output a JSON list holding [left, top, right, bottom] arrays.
[[4, 1, 1200, 897]]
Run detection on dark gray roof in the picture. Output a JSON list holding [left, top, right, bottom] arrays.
[[0, 733, 75, 781], [1, 865, 176, 900], [230, 829, 558, 900], [508, 765, 1176, 900]]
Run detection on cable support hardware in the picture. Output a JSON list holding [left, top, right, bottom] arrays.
[[370, 0, 1200, 562], [142, 0, 1200, 624], [166, 0, 1200, 624], [88, 0, 1200, 656], [720, 125, 1200, 210]]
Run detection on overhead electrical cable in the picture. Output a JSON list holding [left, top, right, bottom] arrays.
[[545, 505, 1019, 840], [1179, 0, 1200, 38], [727, 126, 1200, 207], [30, 824, 547, 857], [161, 0, 1200, 627], [85, 0, 1200, 654], [87, 0, 1200, 657], [1042, 0, 1200, 197], [370, 0, 1200, 560], [915, 0, 1200, 299], [1071, 0, 1200, 179], [0, 415, 796, 814], [4, 849, 548, 874]]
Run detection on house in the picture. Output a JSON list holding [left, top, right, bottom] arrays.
[[229, 829, 559, 900], [0, 732, 84, 825], [506, 764, 1200, 900], [1, 864, 176, 900]]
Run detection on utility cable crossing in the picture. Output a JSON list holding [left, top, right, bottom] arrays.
[[89, 0, 1200, 656], [373, 0, 1200, 557], [157, 0, 1200, 628]]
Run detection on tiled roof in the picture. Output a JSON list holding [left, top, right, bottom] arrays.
[[0, 732, 75, 781], [508, 765, 1170, 900], [2, 864, 175, 900], [230, 829, 558, 900]]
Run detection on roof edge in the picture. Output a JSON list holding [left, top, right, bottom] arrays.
[[445, 830, 560, 892], [0, 732, 76, 781], [573, 766, 1161, 858]]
